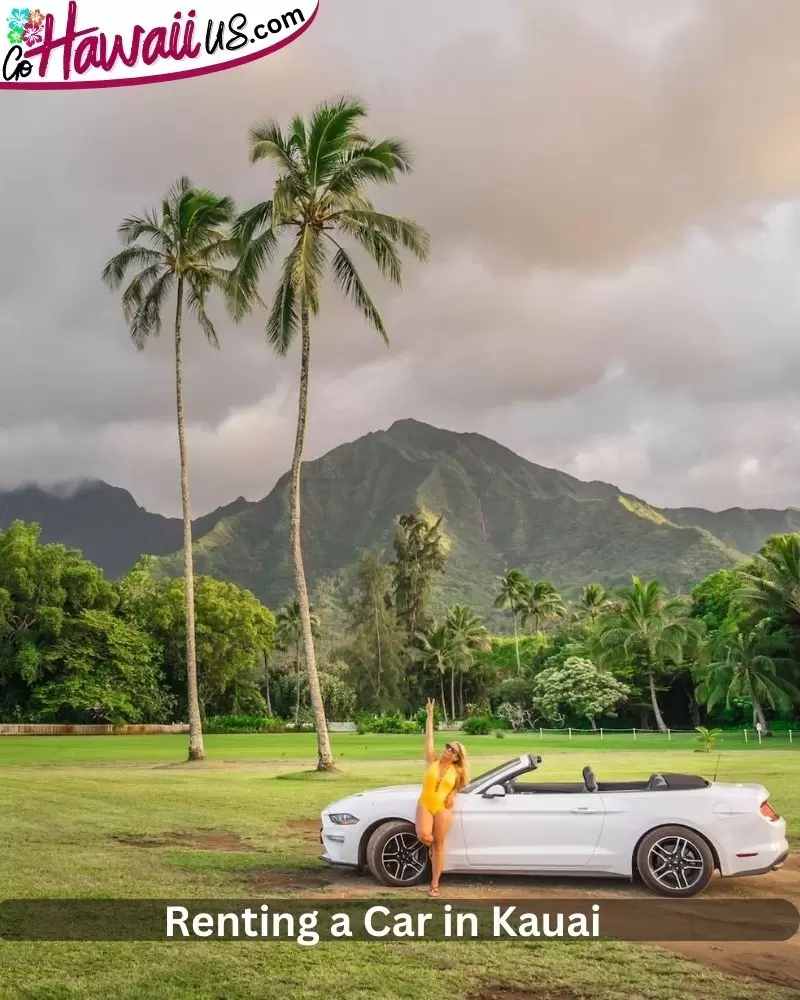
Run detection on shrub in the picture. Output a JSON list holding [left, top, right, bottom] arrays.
[[463, 715, 510, 736], [414, 704, 444, 728], [204, 715, 288, 734], [356, 713, 422, 735]]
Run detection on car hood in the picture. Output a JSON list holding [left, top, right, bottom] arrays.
[[324, 784, 419, 814]]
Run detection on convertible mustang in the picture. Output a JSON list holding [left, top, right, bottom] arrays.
[[319, 754, 789, 897]]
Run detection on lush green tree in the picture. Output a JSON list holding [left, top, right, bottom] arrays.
[[738, 534, 800, 632], [340, 549, 409, 708], [691, 569, 749, 632], [521, 580, 566, 635], [36, 610, 172, 724], [532, 656, 630, 730], [391, 511, 448, 640], [275, 599, 320, 723], [135, 575, 276, 720], [696, 625, 800, 732], [445, 603, 491, 718], [103, 177, 235, 761], [494, 569, 533, 674], [228, 96, 430, 771], [0, 522, 117, 719], [592, 576, 703, 732], [414, 623, 456, 721]]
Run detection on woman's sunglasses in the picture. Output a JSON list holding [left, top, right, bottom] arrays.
[[444, 744, 461, 760]]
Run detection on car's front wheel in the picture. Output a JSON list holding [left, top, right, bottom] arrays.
[[636, 825, 714, 897], [366, 820, 431, 887]]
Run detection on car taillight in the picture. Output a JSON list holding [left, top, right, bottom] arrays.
[[760, 800, 780, 821]]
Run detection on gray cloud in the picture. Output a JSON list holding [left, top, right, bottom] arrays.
[[1, 0, 800, 515]]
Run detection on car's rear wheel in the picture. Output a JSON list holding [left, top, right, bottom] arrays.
[[366, 820, 431, 887], [636, 825, 714, 898]]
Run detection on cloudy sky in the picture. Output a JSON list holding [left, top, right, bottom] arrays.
[[3, 0, 800, 515]]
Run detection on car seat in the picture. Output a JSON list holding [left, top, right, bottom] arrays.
[[582, 765, 598, 792]]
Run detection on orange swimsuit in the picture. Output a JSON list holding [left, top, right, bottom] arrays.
[[418, 761, 457, 816]]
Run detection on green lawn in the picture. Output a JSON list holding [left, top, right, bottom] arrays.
[[0, 728, 795, 766], [0, 736, 797, 1000]]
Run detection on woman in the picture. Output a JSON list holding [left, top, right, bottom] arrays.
[[415, 698, 469, 897]]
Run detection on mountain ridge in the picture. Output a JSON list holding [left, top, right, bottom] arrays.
[[2, 419, 797, 622]]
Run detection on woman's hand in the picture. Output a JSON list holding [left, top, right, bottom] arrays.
[[425, 698, 436, 719], [445, 793, 455, 810]]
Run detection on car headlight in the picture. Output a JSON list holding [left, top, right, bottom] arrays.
[[328, 812, 359, 825]]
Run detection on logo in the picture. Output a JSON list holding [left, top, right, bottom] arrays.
[[1, 1, 319, 88]]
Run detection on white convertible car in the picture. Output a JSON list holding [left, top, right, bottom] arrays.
[[319, 754, 789, 897]]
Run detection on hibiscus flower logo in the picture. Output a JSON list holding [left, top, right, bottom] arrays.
[[6, 7, 47, 47]]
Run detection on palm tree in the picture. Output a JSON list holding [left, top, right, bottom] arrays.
[[102, 177, 234, 762], [574, 583, 611, 624], [738, 534, 800, 628], [275, 600, 321, 724], [415, 624, 455, 722], [592, 577, 703, 733], [697, 627, 799, 732], [494, 569, 533, 673], [229, 96, 429, 771], [445, 604, 491, 718], [521, 580, 566, 635]]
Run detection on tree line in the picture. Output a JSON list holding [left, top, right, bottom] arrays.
[[2, 515, 799, 736]]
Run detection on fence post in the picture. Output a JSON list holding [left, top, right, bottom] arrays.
[[600, 728, 603, 741], [633, 728, 636, 740], [667, 729, 671, 742], [568, 728, 572, 740], [744, 729, 748, 743], [790, 730, 793, 744], [540, 727, 543, 739], [758, 729, 762, 745]]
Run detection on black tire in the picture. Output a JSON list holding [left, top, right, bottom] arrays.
[[635, 825, 715, 898], [365, 820, 431, 888]]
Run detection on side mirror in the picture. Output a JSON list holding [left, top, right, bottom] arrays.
[[483, 784, 506, 799]]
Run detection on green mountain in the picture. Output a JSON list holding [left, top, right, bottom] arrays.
[[0, 480, 250, 580], [152, 419, 771, 621]]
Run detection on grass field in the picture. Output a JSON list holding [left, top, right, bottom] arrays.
[[0, 735, 798, 1000]]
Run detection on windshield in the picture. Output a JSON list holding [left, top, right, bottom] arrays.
[[460, 758, 520, 794]]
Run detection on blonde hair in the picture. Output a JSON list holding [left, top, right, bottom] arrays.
[[449, 741, 470, 790]]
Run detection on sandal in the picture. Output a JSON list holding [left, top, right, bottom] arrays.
[[428, 885, 440, 897]]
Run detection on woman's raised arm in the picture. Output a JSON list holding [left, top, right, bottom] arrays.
[[424, 698, 437, 764]]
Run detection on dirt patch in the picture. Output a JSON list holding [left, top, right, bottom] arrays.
[[287, 819, 321, 840], [470, 987, 577, 1000], [243, 869, 332, 892], [114, 830, 255, 852]]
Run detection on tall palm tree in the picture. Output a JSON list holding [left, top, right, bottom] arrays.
[[275, 600, 321, 724], [521, 580, 566, 635], [592, 577, 703, 733], [494, 569, 533, 673], [574, 583, 612, 624], [102, 177, 234, 762], [229, 96, 430, 771], [415, 624, 455, 722], [445, 604, 491, 718], [738, 534, 800, 627], [697, 627, 799, 732]]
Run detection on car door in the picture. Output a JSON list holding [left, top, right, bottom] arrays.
[[458, 785, 606, 869]]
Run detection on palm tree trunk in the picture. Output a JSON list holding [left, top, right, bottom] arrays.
[[754, 699, 768, 733], [450, 663, 456, 722], [174, 276, 204, 762], [291, 303, 334, 770], [295, 637, 301, 725], [512, 612, 521, 674], [373, 593, 383, 699], [440, 672, 448, 723], [263, 650, 272, 716], [647, 669, 668, 733], [459, 668, 464, 718]]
